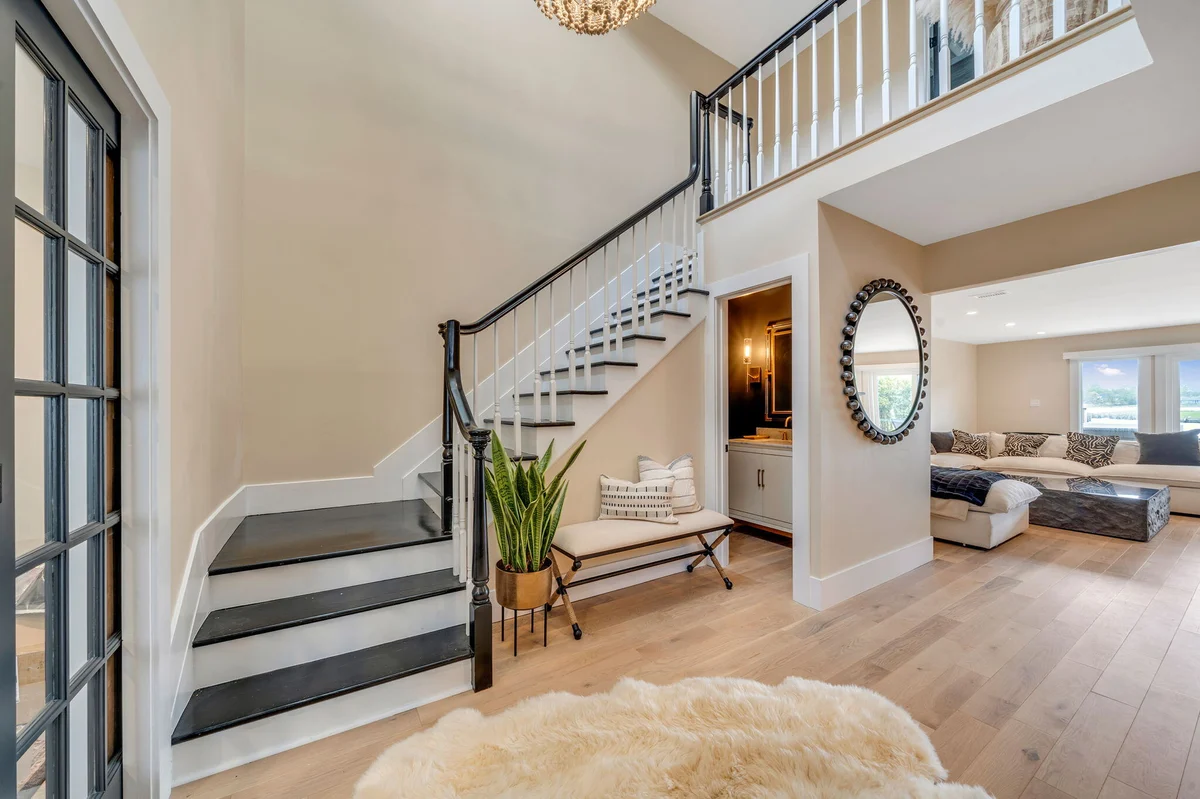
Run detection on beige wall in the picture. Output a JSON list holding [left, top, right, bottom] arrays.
[[976, 323, 1200, 433], [240, 1, 733, 484], [925, 172, 1200, 294], [816, 204, 929, 578], [930, 337, 977, 432], [114, 0, 246, 603]]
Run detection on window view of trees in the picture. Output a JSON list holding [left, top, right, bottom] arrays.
[[1180, 360, 1200, 430], [1081, 359, 1139, 439], [876, 374, 915, 431]]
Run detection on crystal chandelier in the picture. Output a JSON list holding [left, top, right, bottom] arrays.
[[534, 0, 659, 36]]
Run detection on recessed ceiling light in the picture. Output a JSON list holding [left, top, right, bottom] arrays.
[[966, 310, 978, 316], [1005, 322, 1017, 327]]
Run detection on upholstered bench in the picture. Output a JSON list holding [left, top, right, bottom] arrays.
[[548, 508, 735, 640]]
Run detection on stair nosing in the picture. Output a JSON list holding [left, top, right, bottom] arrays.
[[193, 570, 466, 647], [171, 627, 472, 744], [207, 533, 451, 576], [518, 389, 608, 398], [540, 359, 638, 376], [484, 417, 575, 428], [588, 309, 690, 336]]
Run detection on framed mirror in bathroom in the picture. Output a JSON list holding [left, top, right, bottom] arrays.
[[765, 319, 792, 421]]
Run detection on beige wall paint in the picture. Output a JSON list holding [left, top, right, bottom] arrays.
[[975, 323, 1200, 433], [240, 1, 734, 484], [816, 204, 929, 578], [113, 0, 246, 602], [925, 172, 1200, 294], [930, 337, 977, 432]]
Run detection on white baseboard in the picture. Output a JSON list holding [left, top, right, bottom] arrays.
[[807, 536, 932, 611], [168, 487, 247, 730]]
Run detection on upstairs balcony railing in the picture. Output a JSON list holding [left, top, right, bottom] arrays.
[[699, 0, 1128, 214], [441, 0, 1129, 692]]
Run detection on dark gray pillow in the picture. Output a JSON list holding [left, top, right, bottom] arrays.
[[1135, 431, 1200, 466], [931, 431, 954, 454]]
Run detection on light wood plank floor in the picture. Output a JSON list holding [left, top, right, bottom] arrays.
[[175, 520, 1200, 799]]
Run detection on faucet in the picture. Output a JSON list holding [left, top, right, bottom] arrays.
[[784, 415, 792, 428]]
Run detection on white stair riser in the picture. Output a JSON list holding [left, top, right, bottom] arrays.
[[518, 393, 582, 421], [171, 659, 472, 786], [193, 590, 464, 688], [209, 541, 455, 608]]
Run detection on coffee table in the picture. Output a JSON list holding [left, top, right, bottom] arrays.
[[1000, 473, 1170, 542]]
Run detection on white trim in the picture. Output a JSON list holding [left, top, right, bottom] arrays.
[[705, 254, 813, 608], [807, 536, 933, 610], [41, 0, 172, 793], [1063, 343, 1200, 361]]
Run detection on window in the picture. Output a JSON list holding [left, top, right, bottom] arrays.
[[6, 1, 123, 795], [1177, 359, 1200, 432], [1079, 359, 1140, 439], [855, 364, 919, 434]]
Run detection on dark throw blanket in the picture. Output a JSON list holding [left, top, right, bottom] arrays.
[[931, 466, 1008, 507]]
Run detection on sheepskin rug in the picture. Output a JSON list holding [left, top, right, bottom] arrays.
[[355, 676, 991, 798]]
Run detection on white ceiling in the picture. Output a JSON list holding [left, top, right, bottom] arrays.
[[931, 243, 1200, 345], [649, 0, 821, 68]]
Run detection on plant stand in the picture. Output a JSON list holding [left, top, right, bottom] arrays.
[[499, 604, 547, 656]]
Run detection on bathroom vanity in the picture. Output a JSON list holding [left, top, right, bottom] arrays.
[[728, 430, 793, 535]]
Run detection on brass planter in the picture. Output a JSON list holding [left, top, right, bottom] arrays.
[[495, 559, 553, 611]]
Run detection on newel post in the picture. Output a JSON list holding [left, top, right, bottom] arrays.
[[469, 428, 493, 691], [439, 320, 459, 534], [700, 98, 714, 215]]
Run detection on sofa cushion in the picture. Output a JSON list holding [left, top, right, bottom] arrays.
[[1112, 440, 1141, 465], [1038, 435, 1068, 459], [999, 433, 1049, 458], [931, 431, 954, 453], [1065, 432, 1119, 468], [980, 456, 1097, 477], [554, 508, 734, 558], [976, 479, 1042, 514], [932, 452, 986, 469], [1091, 464, 1200, 489], [1135, 431, 1200, 466], [951, 430, 989, 458]]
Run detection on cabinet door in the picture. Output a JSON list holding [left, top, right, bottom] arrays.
[[727, 449, 762, 518], [760, 452, 793, 524]]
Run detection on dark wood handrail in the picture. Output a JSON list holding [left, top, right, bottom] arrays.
[[461, 90, 704, 336], [706, 0, 852, 103]]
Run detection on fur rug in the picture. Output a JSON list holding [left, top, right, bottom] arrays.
[[355, 677, 992, 798]]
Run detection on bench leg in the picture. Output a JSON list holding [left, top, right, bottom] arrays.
[[688, 529, 733, 590], [551, 558, 584, 640]]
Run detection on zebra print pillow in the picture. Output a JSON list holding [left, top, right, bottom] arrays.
[[950, 430, 989, 458], [598, 476, 679, 524], [999, 433, 1049, 457], [1065, 432, 1120, 468]]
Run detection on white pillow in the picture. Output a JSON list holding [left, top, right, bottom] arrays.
[[974, 479, 1042, 514], [1111, 440, 1140, 465], [988, 432, 1008, 459], [1038, 435, 1068, 459], [638, 454, 702, 514], [598, 476, 678, 524]]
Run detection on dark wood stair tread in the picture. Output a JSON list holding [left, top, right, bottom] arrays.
[[518, 388, 608, 398], [209, 500, 447, 576], [569, 332, 665, 354], [171, 627, 471, 744], [485, 447, 538, 463], [484, 417, 574, 428], [539, 358, 637, 377], [193, 569, 464, 647], [588, 308, 689, 336]]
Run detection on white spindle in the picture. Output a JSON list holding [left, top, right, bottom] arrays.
[[908, 0, 919, 110], [533, 292, 542, 417], [773, 51, 781, 179], [882, 0, 892, 123], [855, 0, 864, 137], [756, 65, 764, 188], [741, 81, 749, 194], [940, 0, 951, 96], [669, 196, 678, 312], [693, 183, 703, 289], [791, 36, 799, 169], [615, 231, 624, 358], [811, 19, 819, 160], [570, 264, 578, 392], [1009, 0, 1021, 61], [713, 101, 721, 207], [511, 310, 521, 453], [833, 4, 842, 147], [725, 89, 733, 203], [550, 279, 558, 421], [493, 325, 500, 430], [583, 261, 592, 388], [1052, 0, 1065, 37], [641, 216, 650, 332], [603, 242, 612, 356], [660, 203, 668, 313], [974, 0, 986, 78]]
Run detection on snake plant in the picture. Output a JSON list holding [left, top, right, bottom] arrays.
[[484, 433, 586, 574]]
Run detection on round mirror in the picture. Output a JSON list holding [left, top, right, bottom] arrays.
[[839, 279, 928, 444]]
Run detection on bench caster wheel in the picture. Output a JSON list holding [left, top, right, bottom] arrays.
[[724, 578, 733, 590], [686, 564, 694, 573], [572, 623, 583, 640]]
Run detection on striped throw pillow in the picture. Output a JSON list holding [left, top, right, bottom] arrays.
[[637, 454, 702, 514], [598, 476, 678, 524]]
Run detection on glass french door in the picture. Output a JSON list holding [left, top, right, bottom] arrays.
[[3, 0, 122, 795]]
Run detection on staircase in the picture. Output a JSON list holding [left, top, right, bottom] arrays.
[[168, 93, 710, 783]]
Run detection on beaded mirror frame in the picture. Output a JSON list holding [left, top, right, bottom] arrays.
[[839, 279, 929, 444]]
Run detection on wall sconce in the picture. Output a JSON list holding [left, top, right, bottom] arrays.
[[743, 338, 762, 384], [743, 338, 753, 365]]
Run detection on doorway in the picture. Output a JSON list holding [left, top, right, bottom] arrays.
[[5, 0, 123, 794]]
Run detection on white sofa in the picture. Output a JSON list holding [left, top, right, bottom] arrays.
[[932, 432, 1200, 515]]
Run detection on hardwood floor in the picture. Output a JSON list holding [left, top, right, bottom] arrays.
[[174, 519, 1200, 799]]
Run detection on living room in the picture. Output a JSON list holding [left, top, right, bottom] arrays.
[[929, 240, 1200, 546]]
